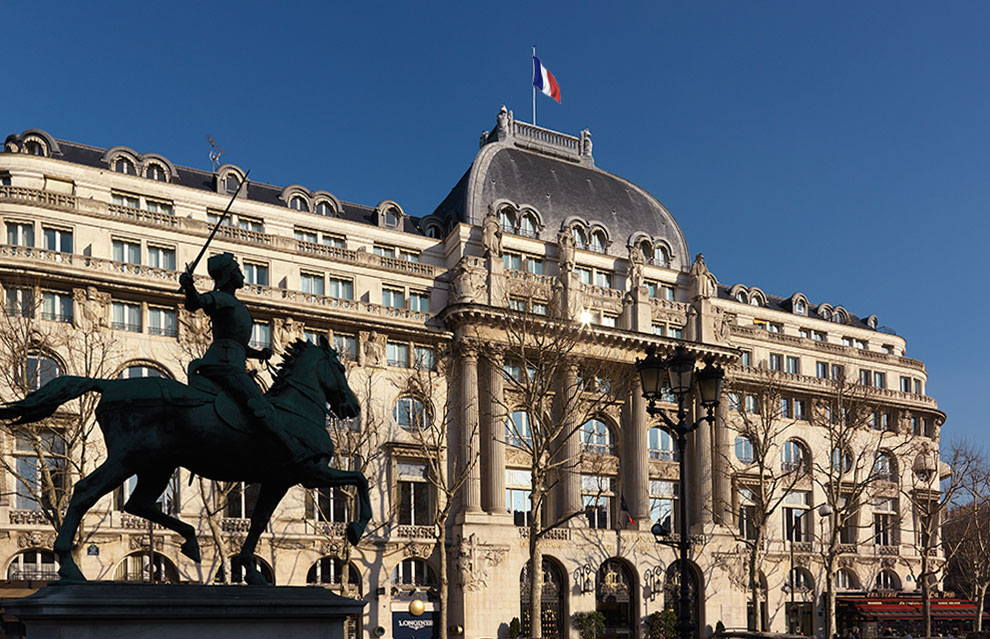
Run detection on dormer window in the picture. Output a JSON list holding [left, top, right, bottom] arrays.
[[589, 229, 608, 253], [146, 164, 168, 182], [795, 299, 806, 315], [654, 245, 670, 267], [224, 173, 240, 195], [499, 208, 516, 233], [289, 196, 309, 212], [384, 208, 400, 228], [735, 292, 748, 304], [315, 201, 335, 216], [519, 213, 538, 238], [571, 226, 587, 249], [114, 158, 136, 175], [24, 140, 45, 156]]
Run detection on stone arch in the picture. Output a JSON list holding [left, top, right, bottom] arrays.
[[520, 556, 566, 639], [747, 287, 767, 307], [729, 284, 749, 304], [102, 146, 141, 175], [664, 559, 703, 639], [311, 190, 343, 217], [6, 129, 61, 157], [597, 558, 637, 639], [115, 359, 175, 380], [6, 548, 59, 580], [115, 551, 179, 583], [214, 164, 247, 195], [790, 292, 809, 316], [375, 200, 405, 229], [280, 184, 312, 211], [141, 153, 179, 182]]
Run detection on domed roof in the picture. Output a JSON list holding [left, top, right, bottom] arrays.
[[430, 109, 689, 268]]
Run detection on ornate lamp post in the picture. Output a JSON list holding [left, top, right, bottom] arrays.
[[637, 346, 724, 639]]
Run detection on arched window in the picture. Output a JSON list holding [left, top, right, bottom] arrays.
[[218, 555, 274, 584], [781, 440, 807, 474], [425, 224, 442, 239], [874, 452, 896, 482], [7, 549, 58, 580], [519, 213, 538, 238], [787, 567, 813, 591], [115, 552, 179, 583], [876, 569, 900, 592], [18, 353, 62, 391], [820, 308, 831, 321], [834, 569, 858, 591], [520, 559, 565, 639], [289, 195, 309, 211], [118, 365, 169, 379], [735, 292, 748, 304], [224, 173, 241, 195], [571, 226, 587, 249], [145, 163, 168, 182], [589, 230, 607, 253], [499, 207, 516, 233], [750, 295, 762, 307], [734, 436, 754, 464], [383, 208, 400, 228], [114, 158, 136, 175], [832, 447, 853, 474], [580, 418, 615, 455], [506, 410, 532, 448], [315, 200, 335, 216], [394, 397, 428, 431], [307, 557, 361, 593], [392, 558, 438, 595], [649, 427, 677, 461], [795, 299, 806, 315], [653, 244, 670, 267], [25, 140, 46, 156]]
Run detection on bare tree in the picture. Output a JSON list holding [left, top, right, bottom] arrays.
[[807, 377, 914, 638], [0, 282, 119, 556], [721, 373, 805, 631], [475, 297, 630, 639], [900, 441, 976, 638], [944, 447, 990, 631]]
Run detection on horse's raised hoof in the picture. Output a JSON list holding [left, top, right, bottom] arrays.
[[58, 561, 87, 582], [346, 521, 366, 546], [180, 538, 201, 563]]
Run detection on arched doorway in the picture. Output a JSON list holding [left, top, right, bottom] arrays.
[[664, 560, 701, 639], [114, 552, 179, 583], [596, 559, 636, 639], [520, 558, 565, 639]]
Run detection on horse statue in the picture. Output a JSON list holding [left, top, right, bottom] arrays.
[[0, 337, 370, 585]]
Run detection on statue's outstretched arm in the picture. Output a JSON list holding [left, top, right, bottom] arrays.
[[179, 273, 203, 312]]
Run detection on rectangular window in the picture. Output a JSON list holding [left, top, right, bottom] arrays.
[[744, 395, 759, 414], [532, 302, 547, 315], [111, 301, 142, 332], [409, 291, 430, 313], [813, 331, 826, 341], [327, 276, 353, 300], [506, 469, 532, 526], [112, 192, 140, 209], [594, 270, 613, 288], [237, 216, 264, 233], [582, 475, 613, 529], [780, 398, 793, 419], [575, 267, 592, 285], [794, 399, 807, 420], [305, 486, 348, 523], [205, 211, 233, 227], [145, 199, 173, 215], [333, 334, 357, 361], [509, 298, 525, 312], [652, 324, 665, 337], [854, 339, 868, 350], [599, 314, 617, 328], [382, 287, 405, 309], [146, 245, 176, 270], [148, 307, 177, 337], [882, 344, 894, 354], [242, 262, 268, 286], [374, 245, 396, 259], [649, 480, 678, 533], [785, 356, 800, 375], [874, 372, 886, 389], [41, 292, 72, 323], [527, 257, 544, 275], [900, 376, 911, 393], [753, 319, 768, 330], [799, 329, 809, 339], [5, 288, 34, 318], [831, 364, 845, 381], [112, 239, 141, 265], [397, 462, 429, 526], [42, 227, 73, 253], [503, 252, 521, 271], [859, 369, 873, 386], [739, 488, 757, 540], [386, 342, 410, 368], [661, 285, 675, 301], [249, 322, 271, 349], [14, 432, 67, 511], [322, 234, 346, 248], [741, 351, 752, 366], [816, 362, 829, 379], [413, 346, 434, 371], [303, 329, 322, 344], [874, 498, 897, 546], [769, 353, 782, 371], [669, 327, 683, 339], [841, 337, 852, 347], [300, 272, 325, 296], [783, 491, 810, 542], [914, 379, 923, 395], [399, 249, 420, 263], [728, 392, 741, 412], [766, 323, 782, 333], [0, 173, 10, 186], [225, 482, 260, 519], [294, 228, 319, 244]]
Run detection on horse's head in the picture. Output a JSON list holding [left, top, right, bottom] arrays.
[[314, 336, 360, 420]]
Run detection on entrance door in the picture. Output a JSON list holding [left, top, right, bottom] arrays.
[[597, 559, 635, 639], [521, 559, 564, 639]]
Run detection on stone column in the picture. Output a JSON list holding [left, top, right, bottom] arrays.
[[713, 396, 731, 525], [696, 395, 714, 525], [555, 365, 583, 525], [480, 356, 507, 514], [622, 378, 651, 526], [459, 346, 482, 513]]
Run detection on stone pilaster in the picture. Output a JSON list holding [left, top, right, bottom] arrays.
[[622, 378, 651, 527], [555, 365, 582, 525], [459, 346, 482, 513], [713, 395, 731, 525], [480, 356, 506, 514]]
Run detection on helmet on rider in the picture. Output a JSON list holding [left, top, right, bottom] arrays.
[[207, 252, 243, 290]]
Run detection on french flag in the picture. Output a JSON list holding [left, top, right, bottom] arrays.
[[533, 55, 561, 103]]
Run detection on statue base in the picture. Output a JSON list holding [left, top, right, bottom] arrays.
[[3, 581, 365, 639]]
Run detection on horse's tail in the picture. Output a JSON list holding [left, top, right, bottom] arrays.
[[0, 376, 107, 425]]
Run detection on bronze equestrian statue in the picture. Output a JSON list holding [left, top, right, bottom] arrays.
[[0, 252, 369, 585]]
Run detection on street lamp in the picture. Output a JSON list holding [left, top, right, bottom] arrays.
[[636, 346, 724, 639]]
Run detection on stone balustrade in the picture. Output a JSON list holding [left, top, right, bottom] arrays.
[[0, 185, 77, 211], [393, 525, 436, 539]]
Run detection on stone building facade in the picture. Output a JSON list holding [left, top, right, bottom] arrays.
[[0, 113, 944, 639]]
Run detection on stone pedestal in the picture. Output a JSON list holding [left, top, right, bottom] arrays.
[[3, 581, 365, 639]]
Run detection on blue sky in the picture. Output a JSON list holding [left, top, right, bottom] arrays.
[[6, 1, 987, 445]]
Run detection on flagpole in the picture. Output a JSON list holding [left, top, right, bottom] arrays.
[[532, 45, 537, 126]]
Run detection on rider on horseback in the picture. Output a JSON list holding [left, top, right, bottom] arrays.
[[179, 252, 308, 462]]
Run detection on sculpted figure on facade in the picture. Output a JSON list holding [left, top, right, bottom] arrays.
[[74, 286, 110, 331], [627, 244, 646, 291], [557, 228, 576, 274], [362, 331, 386, 367], [455, 534, 509, 592], [690, 252, 716, 299], [450, 258, 485, 303], [482, 209, 502, 258]]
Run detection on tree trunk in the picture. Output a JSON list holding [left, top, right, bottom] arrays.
[[824, 552, 836, 639], [438, 525, 448, 639], [749, 534, 761, 631], [921, 553, 931, 639], [976, 583, 987, 632]]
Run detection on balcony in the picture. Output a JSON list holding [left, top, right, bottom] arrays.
[[0, 185, 77, 211], [393, 525, 435, 540]]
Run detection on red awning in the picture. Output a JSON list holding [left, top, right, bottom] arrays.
[[840, 597, 988, 621]]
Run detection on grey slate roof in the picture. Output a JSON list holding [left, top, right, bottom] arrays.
[[715, 285, 878, 331]]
